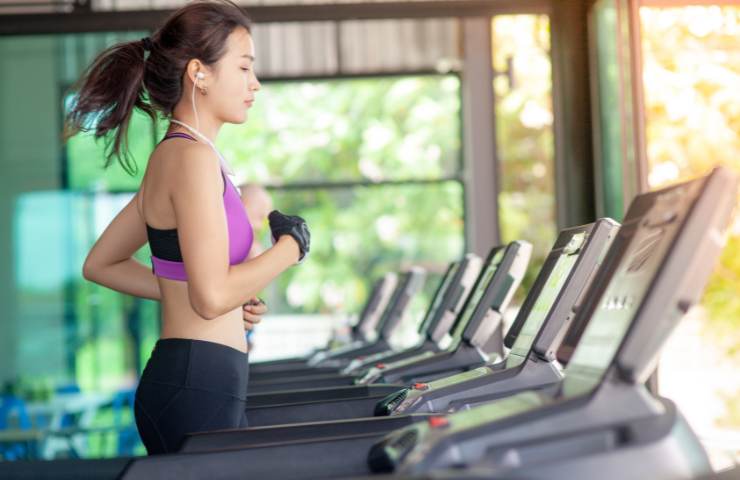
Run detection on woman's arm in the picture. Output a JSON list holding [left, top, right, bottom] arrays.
[[172, 144, 299, 320], [82, 193, 162, 301]]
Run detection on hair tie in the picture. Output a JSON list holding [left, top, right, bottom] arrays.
[[141, 37, 153, 52]]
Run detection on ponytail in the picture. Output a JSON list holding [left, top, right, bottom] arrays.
[[62, 1, 252, 177], [62, 38, 157, 176]]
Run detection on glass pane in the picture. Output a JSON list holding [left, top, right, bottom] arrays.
[[59, 31, 156, 191], [492, 15, 557, 299], [10, 190, 157, 457], [219, 75, 462, 184], [256, 181, 465, 315], [640, 4, 740, 468], [390, 269, 446, 351], [2, 30, 466, 459], [66, 106, 157, 190]]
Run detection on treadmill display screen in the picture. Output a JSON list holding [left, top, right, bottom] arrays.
[[449, 249, 505, 338], [509, 241, 581, 357], [567, 218, 676, 375], [425, 263, 459, 321]]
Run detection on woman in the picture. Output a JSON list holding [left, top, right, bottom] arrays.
[[63, 0, 310, 454]]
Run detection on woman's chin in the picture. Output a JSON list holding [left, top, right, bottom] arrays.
[[231, 111, 248, 124], [224, 117, 246, 126]]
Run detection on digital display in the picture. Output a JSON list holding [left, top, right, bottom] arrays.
[[509, 247, 580, 356], [567, 224, 673, 373], [425, 263, 459, 319], [449, 249, 505, 338]]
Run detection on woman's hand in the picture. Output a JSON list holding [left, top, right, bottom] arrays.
[[243, 298, 267, 331], [268, 210, 311, 263]]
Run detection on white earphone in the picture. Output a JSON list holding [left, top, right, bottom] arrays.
[[190, 72, 206, 131]]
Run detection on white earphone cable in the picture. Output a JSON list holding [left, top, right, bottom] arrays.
[[192, 74, 200, 132]]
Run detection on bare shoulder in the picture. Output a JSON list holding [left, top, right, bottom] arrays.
[[160, 141, 221, 188]]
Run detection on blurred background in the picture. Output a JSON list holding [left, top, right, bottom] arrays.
[[0, 0, 737, 469]]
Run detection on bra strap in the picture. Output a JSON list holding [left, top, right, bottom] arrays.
[[161, 132, 197, 142]]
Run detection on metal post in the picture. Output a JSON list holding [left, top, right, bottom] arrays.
[[461, 17, 501, 255], [551, 0, 597, 228]]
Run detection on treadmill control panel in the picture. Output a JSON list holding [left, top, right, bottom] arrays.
[[369, 391, 546, 472], [374, 388, 410, 416], [384, 366, 493, 415], [369, 169, 738, 475], [357, 351, 437, 385], [509, 244, 581, 357]]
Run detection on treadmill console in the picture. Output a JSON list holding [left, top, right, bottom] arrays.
[[357, 351, 437, 385], [342, 262, 460, 373], [368, 390, 547, 472], [377, 221, 613, 417], [354, 273, 399, 343], [360, 246, 510, 386], [367, 168, 738, 475], [375, 365, 493, 416]]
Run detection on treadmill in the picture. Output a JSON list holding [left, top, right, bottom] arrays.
[[348, 273, 401, 348], [115, 168, 736, 480], [375, 218, 619, 416], [248, 255, 484, 393], [250, 267, 427, 380], [333, 466, 740, 480], [176, 219, 615, 452], [353, 241, 531, 386], [344, 255, 483, 370], [242, 242, 529, 426], [367, 167, 737, 479], [249, 273, 399, 373]]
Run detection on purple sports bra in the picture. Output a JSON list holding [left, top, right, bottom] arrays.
[[146, 132, 253, 281]]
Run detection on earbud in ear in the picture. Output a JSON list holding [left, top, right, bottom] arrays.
[[196, 72, 205, 80]]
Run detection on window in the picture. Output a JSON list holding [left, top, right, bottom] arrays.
[[639, 4, 740, 468], [492, 15, 557, 300], [219, 75, 464, 317], [61, 73, 466, 363]]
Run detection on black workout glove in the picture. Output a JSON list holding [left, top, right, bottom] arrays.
[[268, 210, 310, 264]]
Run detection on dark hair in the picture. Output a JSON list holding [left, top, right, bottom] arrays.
[[62, 0, 252, 175]]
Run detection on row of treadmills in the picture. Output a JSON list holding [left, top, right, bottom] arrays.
[[1, 166, 737, 479]]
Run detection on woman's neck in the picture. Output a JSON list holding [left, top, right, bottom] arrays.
[[169, 110, 221, 143]]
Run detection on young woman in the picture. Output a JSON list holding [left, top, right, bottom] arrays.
[[63, 0, 310, 454]]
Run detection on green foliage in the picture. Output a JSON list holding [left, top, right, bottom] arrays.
[[701, 235, 740, 356], [264, 183, 464, 313], [493, 15, 557, 297], [640, 6, 740, 429], [641, 6, 740, 346], [215, 76, 465, 313], [220, 76, 461, 184], [66, 106, 156, 190]]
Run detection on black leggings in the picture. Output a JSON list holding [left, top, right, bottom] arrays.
[[134, 338, 249, 455]]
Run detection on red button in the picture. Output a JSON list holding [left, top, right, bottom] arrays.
[[413, 383, 429, 391], [376, 363, 386, 369], [428, 416, 449, 428]]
